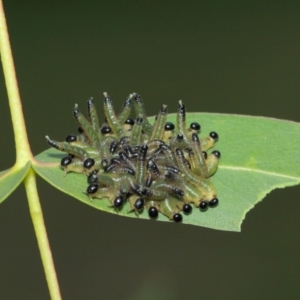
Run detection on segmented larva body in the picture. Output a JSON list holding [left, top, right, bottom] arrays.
[[46, 93, 221, 222]]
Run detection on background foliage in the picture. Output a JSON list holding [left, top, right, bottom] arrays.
[[1, 1, 300, 299]]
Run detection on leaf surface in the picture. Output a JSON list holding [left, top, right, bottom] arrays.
[[0, 162, 31, 203], [33, 113, 300, 231]]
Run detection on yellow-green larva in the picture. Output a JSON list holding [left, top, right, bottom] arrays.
[[46, 92, 221, 222]]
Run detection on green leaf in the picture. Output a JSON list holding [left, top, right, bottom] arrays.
[[0, 162, 31, 203], [33, 113, 300, 231]]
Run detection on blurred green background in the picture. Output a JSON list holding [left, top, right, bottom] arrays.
[[1, 1, 300, 299]]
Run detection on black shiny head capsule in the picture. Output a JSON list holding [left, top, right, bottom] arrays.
[[125, 118, 135, 125], [101, 126, 112, 134], [65, 134, 77, 143], [164, 122, 175, 131], [183, 204, 192, 214], [114, 196, 124, 208], [177, 134, 184, 140], [209, 131, 219, 141], [87, 184, 98, 194], [83, 158, 95, 169], [60, 156, 72, 167], [199, 201, 209, 211], [173, 213, 183, 223], [209, 198, 219, 208], [148, 206, 158, 219], [134, 198, 144, 211], [202, 151, 208, 159], [190, 122, 201, 131], [211, 150, 221, 159]]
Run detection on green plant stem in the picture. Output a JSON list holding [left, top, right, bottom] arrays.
[[0, 1, 31, 167], [0, 1, 62, 299], [24, 169, 61, 300]]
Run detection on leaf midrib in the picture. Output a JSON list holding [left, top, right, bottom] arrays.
[[220, 165, 300, 181]]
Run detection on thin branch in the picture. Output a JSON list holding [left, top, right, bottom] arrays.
[[0, 0, 31, 166], [24, 169, 62, 300], [0, 1, 62, 299]]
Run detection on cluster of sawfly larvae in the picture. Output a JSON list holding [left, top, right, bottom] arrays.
[[46, 92, 221, 223]]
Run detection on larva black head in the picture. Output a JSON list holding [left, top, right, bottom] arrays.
[[114, 196, 124, 208], [202, 151, 208, 159], [199, 201, 209, 211], [60, 156, 72, 167], [87, 184, 98, 195], [183, 204, 192, 214], [209, 198, 219, 208], [173, 213, 183, 223], [134, 198, 144, 211], [211, 150, 221, 159], [190, 122, 201, 131], [83, 158, 95, 169], [164, 122, 175, 131], [125, 118, 135, 125], [148, 206, 159, 219], [174, 188, 184, 197], [209, 131, 219, 141], [101, 125, 112, 134], [65, 134, 77, 143]]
